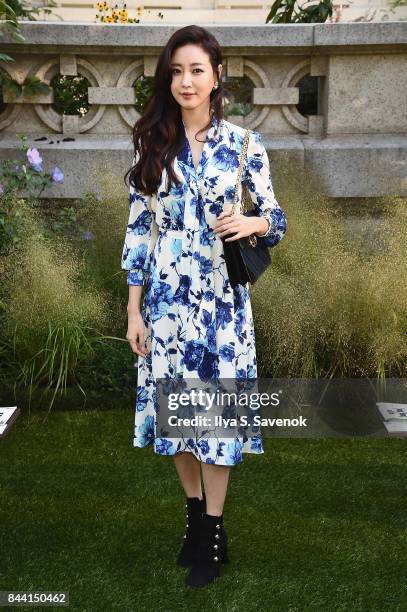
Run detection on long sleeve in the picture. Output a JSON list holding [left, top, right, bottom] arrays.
[[121, 163, 159, 286], [243, 130, 287, 248]]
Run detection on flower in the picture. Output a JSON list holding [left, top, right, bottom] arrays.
[[0, 184, 4, 196], [51, 167, 64, 183], [82, 231, 94, 241], [27, 148, 43, 172]]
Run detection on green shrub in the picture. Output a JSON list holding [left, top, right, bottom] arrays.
[[2, 157, 407, 413], [0, 199, 112, 412], [253, 155, 407, 379]]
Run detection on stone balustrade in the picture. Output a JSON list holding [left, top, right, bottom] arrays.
[[0, 21, 406, 198]]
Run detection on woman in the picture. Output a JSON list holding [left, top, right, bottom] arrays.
[[121, 25, 287, 588]]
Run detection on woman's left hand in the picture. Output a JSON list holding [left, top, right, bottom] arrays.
[[213, 211, 266, 242]]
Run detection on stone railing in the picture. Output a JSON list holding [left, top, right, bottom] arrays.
[[0, 21, 406, 198]]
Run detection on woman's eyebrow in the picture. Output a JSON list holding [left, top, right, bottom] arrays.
[[169, 62, 206, 67]]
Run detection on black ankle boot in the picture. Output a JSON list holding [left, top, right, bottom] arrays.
[[185, 512, 229, 588], [176, 493, 206, 567]]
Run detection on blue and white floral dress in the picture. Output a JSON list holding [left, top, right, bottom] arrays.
[[121, 115, 287, 466]]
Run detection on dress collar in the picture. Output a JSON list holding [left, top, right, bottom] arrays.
[[178, 113, 223, 177]]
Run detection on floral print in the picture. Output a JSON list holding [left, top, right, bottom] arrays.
[[121, 115, 287, 466]]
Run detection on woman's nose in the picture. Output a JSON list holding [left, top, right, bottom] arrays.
[[181, 73, 192, 86]]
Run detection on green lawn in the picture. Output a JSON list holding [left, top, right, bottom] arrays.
[[0, 408, 406, 612]]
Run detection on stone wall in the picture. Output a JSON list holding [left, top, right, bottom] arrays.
[[0, 22, 406, 198]]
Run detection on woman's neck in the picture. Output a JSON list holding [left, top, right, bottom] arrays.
[[181, 108, 213, 133]]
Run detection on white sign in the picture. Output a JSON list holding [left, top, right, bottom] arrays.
[[0, 406, 19, 436]]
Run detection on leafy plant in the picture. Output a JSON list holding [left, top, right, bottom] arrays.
[[0, 0, 56, 92], [0, 70, 52, 99], [223, 76, 253, 117], [50, 73, 90, 117], [389, 0, 407, 7], [133, 75, 154, 114], [266, 0, 333, 23], [0, 134, 64, 198]]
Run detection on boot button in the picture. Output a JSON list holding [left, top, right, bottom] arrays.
[[216, 524, 220, 529], [183, 534, 187, 539], [213, 556, 219, 562], [215, 534, 220, 539], [213, 544, 218, 549], [185, 504, 188, 508], [186, 523, 189, 528]]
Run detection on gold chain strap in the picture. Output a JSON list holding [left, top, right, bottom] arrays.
[[230, 128, 257, 247], [230, 128, 251, 216]]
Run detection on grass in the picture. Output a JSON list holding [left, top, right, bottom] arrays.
[[0, 408, 406, 612]]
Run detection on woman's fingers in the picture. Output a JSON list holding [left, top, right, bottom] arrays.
[[224, 232, 242, 242], [216, 211, 233, 220], [215, 217, 238, 233], [216, 217, 248, 239], [127, 328, 149, 357], [214, 212, 235, 230], [216, 215, 257, 239]]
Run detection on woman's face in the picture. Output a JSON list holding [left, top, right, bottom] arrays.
[[169, 43, 222, 116]]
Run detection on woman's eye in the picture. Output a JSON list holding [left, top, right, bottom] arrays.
[[171, 69, 203, 74]]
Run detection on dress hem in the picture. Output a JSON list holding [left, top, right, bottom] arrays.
[[132, 438, 264, 466]]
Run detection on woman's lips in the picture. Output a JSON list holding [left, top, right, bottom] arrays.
[[181, 93, 194, 98]]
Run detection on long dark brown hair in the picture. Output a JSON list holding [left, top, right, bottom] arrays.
[[124, 25, 224, 196]]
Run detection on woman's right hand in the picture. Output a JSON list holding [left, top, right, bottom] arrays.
[[126, 312, 150, 358]]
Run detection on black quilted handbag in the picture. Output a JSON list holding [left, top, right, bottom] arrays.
[[221, 129, 271, 289]]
